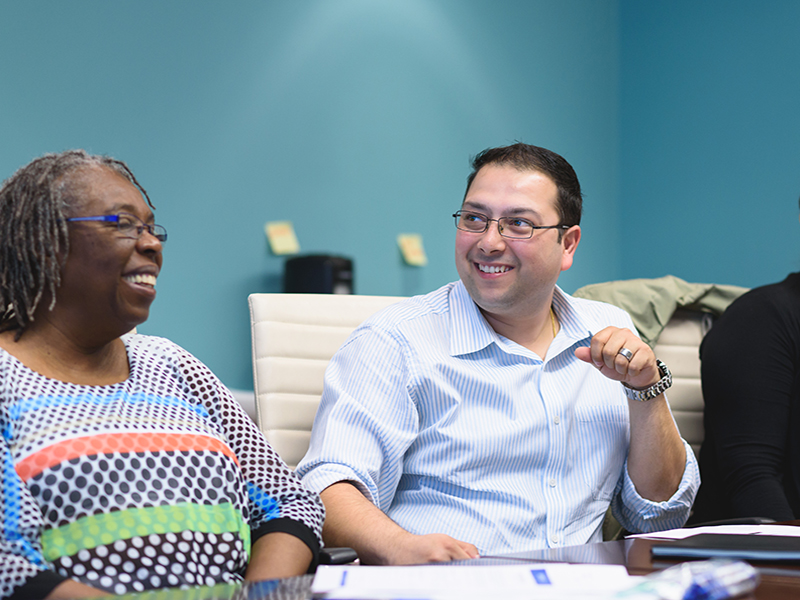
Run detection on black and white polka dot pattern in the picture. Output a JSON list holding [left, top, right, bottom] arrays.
[[52, 531, 246, 594], [0, 335, 324, 599]]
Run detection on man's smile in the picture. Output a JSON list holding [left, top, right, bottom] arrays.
[[476, 262, 513, 274]]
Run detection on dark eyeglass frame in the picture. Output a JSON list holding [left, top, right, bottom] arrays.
[[66, 212, 168, 242], [453, 210, 569, 240]]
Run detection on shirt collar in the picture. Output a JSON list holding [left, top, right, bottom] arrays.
[[448, 282, 601, 359], [448, 281, 500, 356], [548, 286, 597, 358]]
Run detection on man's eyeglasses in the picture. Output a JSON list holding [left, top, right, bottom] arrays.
[[66, 212, 168, 242], [453, 210, 568, 240]]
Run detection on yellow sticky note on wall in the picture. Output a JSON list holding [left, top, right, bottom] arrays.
[[265, 221, 300, 255], [397, 233, 428, 267]]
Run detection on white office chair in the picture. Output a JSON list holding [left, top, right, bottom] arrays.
[[249, 293, 404, 566], [650, 309, 712, 459], [248, 293, 405, 469]]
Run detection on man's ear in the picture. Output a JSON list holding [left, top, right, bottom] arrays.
[[560, 225, 581, 272]]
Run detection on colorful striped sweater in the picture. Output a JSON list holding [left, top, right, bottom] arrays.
[[0, 334, 323, 599]]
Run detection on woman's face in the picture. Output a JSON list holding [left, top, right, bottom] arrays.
[[55, 166, 163, 339]]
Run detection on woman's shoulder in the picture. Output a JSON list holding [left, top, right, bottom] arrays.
[[724, 273, 800, 316], [124, 332, 192, 357], [124, 333, 224, 387], [704, 273, 800, 353], [124, 333, 210, 376]]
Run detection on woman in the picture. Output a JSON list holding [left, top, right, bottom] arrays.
[[0, 151, 324, 599], [692, 266, 800, 524]]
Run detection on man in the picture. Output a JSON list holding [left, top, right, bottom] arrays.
[[296, 143, 699, 565]]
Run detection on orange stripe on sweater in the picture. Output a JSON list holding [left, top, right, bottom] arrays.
[[15, 432, 238, 481]]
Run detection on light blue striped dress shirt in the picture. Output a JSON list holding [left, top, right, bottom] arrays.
[[297, 281, 699, 554]]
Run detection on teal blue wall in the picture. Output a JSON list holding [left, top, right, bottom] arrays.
[[619, 0, 800, 287], [5, 1, 800, 391], [1, 1, 621, 389]]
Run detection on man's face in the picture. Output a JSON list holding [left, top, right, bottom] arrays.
[[455, 164, 580, 326]]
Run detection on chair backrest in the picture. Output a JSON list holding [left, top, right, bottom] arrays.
[[249, 293, 405, 468], [650, 308, 712, 459]]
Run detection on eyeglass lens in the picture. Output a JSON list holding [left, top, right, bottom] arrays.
[[118, 214, 168, 242], [454, 211, 533, 239]]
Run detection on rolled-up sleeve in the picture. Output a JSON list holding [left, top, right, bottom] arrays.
[[613, 437, 700, 533], [296, 325, 419, 511]]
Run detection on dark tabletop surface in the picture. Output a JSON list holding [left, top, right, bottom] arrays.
[[112, 523, 800, 600]]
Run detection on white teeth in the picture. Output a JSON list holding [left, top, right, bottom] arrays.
[[125, 274, 157, 287], [478, 264, 510, 274]]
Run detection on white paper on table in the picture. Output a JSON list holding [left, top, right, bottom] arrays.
[[630, 524, 800, 540], [311, 563, 641, 599]]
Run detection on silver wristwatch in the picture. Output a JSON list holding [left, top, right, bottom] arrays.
[[622, 359, 672, 402]]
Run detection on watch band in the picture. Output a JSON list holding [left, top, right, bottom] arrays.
[[622, 359, 672, 402]]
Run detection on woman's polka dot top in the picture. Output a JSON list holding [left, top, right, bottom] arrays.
[[0, 334, 324, 599]]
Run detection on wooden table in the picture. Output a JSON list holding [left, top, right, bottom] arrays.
[[471, 533, 800, 600], [115, 525, 800, 599]]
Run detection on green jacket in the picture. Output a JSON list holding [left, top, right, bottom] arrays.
[[572, 275, 748, 347]]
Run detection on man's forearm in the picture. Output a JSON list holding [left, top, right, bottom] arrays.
[[573, 326, 687, 502], [320, 481, 412, 564], [320, 481, 479, 565], [627, 395, 687, 501]]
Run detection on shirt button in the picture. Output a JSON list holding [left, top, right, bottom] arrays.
[[551, 536, 559, 544], [553, 415, 561, 424], [548, 478, 556, 487]]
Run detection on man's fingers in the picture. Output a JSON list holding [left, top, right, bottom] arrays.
[[457, 541, 480, 559], [442, 541, 478, 561], [574, 346, 592, 364], [580, 327, 660, 387], [587, 328, 613, 367], [405, 534, 479, 564], [597, 329, 634, 369]]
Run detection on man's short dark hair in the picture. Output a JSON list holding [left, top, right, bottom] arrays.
[[464, 143, 583, 228]]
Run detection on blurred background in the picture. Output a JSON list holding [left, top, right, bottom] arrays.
[[1, 0, 798, 391]]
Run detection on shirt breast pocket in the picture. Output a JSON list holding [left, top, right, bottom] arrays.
[[574, 403, 629, 501]]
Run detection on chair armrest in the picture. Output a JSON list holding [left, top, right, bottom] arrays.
[[319, 547, 359, 565]]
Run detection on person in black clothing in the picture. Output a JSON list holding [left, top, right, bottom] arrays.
[[691, 270, 800, 523]]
